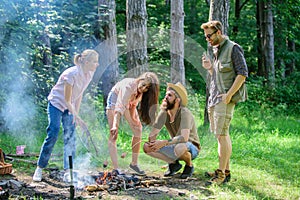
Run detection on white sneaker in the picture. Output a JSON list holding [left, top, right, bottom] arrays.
[[33, 167, 42, 182]]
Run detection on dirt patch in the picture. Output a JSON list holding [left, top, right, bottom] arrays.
[[0, 168, 213, 200]]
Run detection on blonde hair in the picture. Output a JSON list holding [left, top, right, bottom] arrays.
[[73, 49, 99, 66], [200, 20, 223, 33]]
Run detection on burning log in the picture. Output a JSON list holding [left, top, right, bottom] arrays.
[[84, 170, 141, 192]]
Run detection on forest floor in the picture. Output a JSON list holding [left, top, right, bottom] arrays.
[[0, 167, 215, 200]]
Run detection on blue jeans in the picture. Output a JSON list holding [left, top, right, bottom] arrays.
[[37, 102, 76, 169]]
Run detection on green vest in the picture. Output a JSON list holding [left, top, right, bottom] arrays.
[[215, 38, 247, 103]]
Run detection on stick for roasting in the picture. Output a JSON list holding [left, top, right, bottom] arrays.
[[69, 156, 75, 200], [80, 123, 99, 156]]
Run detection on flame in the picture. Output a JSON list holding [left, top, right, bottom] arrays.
[[96, 170, 111, 185]]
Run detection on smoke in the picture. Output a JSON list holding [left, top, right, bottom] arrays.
[[0, 45, 37, 140]]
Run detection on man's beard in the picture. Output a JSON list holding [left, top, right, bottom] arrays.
[[166, 99, 176, 110]]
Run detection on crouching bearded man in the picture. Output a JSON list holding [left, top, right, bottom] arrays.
[[143, 82, 201, 179]]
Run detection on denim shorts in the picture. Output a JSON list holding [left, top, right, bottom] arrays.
[[106, 91, 117, 110], [158, 142, 199, 161]]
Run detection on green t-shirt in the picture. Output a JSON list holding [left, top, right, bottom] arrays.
[[153, 107, 201, 150]]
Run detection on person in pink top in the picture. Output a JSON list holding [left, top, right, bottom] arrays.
[[106, 72, 160, 174], [33, 49, 99, 182]]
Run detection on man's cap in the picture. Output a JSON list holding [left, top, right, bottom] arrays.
[[167, 82, 188, 106]]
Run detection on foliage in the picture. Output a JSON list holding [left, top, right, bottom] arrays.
[[242, 74, 300, 115], [0, 1, 299, 199], [0, 0, 299, 116]]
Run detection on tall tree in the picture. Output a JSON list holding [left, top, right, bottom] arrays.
[[97, 0, 119, 108], [170, 0, 185, 84], [126, 0, 148, 76], [37, 0, 52, 70], [232, 0, 250, 35], [208, 0, 230, 34], [257, 0, 275, 88]]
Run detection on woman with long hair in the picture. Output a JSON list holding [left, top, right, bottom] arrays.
[[106, 72, 159, 174]]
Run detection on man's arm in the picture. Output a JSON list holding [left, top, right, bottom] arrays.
[[220, 74, 246, 104], [148, 127, 161, 142], [163, 129, 190, 146]]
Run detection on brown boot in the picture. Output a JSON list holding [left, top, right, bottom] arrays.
[[205, 169, 226, 186], [205, 169, 231, 183]]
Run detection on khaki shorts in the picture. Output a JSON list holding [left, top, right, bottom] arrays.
[[208, 102, 235, 136]]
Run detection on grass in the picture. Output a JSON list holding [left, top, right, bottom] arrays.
[[1, 102, 299, 199]]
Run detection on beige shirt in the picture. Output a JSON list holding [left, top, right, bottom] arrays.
[[111, 78, 142, 121], [153, 107, 201, 150]]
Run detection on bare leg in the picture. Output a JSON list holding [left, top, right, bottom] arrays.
[[124, 109, 143, 166], [107, 109, 119, 169], [131, 136, 141, 165], [175, 143, 192, 166], [218, 134, 232, 172], [146, 152, 174, 163]]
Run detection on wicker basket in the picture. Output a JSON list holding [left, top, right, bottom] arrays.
[[0, 148, 13, 175]]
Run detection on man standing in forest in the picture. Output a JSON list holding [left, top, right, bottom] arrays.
[[143, 82, 200, 179], [201, 20, 248, 185]]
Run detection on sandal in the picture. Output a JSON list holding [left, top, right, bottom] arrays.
[[129, 164, 145, 175]]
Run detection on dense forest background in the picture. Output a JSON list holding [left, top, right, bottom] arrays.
[[0, 0, 299, 135]]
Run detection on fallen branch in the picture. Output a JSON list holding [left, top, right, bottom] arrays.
[[79, 124, 99, 156], [6, 156, 37, 165], [140, 179, 167, 187], [7, 153, 62, 158], [7, 153, 39, 158]]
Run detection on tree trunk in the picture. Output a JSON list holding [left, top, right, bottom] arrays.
[[96, 0, 119, 109], [170, 0, 185, 84], [256, 1, 264, 78], [257, 0, 275, 89], [286, 40, 295, 76], [233, 0, 250, 35], [126, 0, 148, 77], [208, 0, 230, 35], [233, 0, 241, 35], [37, 0, 52, 70]]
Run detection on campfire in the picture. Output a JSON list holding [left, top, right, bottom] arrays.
[[84, 170, 167, 192], [85, 170, 140, 192], [58, 168, 167, 194]]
